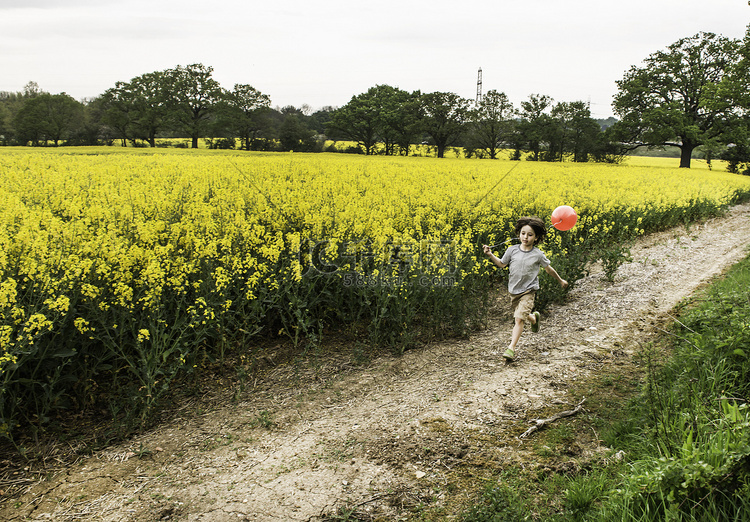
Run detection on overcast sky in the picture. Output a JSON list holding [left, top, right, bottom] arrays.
[[1, 0, 748, 119]]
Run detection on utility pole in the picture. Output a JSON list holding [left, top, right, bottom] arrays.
[[476, 67, 483, 104]]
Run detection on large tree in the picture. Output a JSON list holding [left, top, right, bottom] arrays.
[[548, 101, 602, 162], [128, 71, 170, 147], [419, 91, 471, 158], [391, 92, 422, 156], [612, 31, 746, 168], [13, 92, 83, 146], [101, 82, 137, 146], [468, 90, 515, 159], [326, 88, 382, 155], [223, 83, 271, 151], [371, 85, 421, 156], [326, 85, 419, 155], [166, 64, 224, 149], [514, 94, 554, 161], [101, 71, 171, 147]]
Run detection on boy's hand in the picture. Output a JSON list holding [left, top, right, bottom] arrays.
[[482, 245, 491, 255], [560, 279, 569, 288]]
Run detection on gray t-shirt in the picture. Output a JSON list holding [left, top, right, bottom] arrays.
[[500, 245, 551, 295]]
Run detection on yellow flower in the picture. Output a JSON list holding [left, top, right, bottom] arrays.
[[137, 329, 150, 343], [74, 317, 94, 334], [44, 295, 70, 314]]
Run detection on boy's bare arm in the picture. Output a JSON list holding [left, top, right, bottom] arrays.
[[544, 265, 569, 288], [482, 245, 507, 269]]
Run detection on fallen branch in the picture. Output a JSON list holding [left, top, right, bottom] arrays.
[[519, 397, 586, 439], [319, 495, 383, 520]]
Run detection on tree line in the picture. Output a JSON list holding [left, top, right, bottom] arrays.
[[0, 65, 334, 153], [1, 27, 750, 170], [0, 64, 619, 162]]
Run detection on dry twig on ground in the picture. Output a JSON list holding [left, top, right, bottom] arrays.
[[519, 397, 586, 439]]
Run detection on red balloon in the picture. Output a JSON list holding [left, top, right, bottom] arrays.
[[551, 205, 577, 231]]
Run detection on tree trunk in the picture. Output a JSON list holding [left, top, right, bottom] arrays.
[[436, 139, 447, 158], [679, 141, 695, 168]]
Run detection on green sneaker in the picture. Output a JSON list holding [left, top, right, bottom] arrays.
[[503, 348, 515, 361], [531, 311, 541, 333]]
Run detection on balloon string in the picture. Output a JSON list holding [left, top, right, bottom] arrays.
[[472, 162, 521, 207]]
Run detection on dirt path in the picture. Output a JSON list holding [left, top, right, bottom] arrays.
[[4, 203, 750, 521]]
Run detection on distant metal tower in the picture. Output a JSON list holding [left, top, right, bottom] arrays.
[[476, 67, 483, 104]]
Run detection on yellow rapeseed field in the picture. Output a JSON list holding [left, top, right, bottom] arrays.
[[1, 147, 748, 436]]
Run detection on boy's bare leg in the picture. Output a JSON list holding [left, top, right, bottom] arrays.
[[511, 313, 536, 347], [509, 317, 525, 349], [505, 313, 538, 360]]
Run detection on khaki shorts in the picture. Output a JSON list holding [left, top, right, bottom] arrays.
[[510, 290, 536, 320]]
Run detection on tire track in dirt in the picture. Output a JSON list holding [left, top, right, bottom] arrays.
[[4, 203, 750, 521]]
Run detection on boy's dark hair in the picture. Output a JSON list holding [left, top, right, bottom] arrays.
[[515, 216, 546, 244]]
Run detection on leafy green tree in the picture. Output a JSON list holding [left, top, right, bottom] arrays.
[[327, 88, 383, 155], [129, 71, 171, 147], [101, 71, 172, 147], [548, 100, 602, 162], [327, 85, 422, 155], [718, 25, 750, 174], [13, 92, 83, 146], [468, 90, 515, 159], [391, 91, 422, 156], [101, 82, 137, 146], [223, 83, 272, 151], [307, 106, 337, 135], [0, 83, 44, 145], [514, 94, 554, 161], [67, 97, 107, 146], [612, 31, 746, 168], [544, 102, 567, 162], [509, 96, 618, 163], [591, 126, 628, 164], [419, 91, 471, 158], [0, 92, 23, 145], [721, 127, 750, 174], [371, 85, 421, 155], [279, 113, 316, 151], [166, 64, 224, 148]]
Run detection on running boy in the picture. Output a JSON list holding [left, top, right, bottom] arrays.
[[482, 216, 568, 361]]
